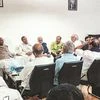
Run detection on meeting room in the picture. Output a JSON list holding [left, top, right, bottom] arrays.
[[0, 0, 100, 100]]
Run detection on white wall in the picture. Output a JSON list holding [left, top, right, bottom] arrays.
[[0, 0, 100, 51]]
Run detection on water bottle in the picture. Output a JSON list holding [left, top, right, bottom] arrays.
[[10, 66, 15, 73]]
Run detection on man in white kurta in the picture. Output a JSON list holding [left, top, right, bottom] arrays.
[[19, 43, 54, 89], [15, 36, 33, 57], [19, 56, 54, 89], [75, 49, 100, 80]]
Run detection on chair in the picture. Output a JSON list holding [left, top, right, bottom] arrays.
[[2, 67, 23, 89], [87, 59, 100, 99], [58, 61, 83, 86], [29, 63, 55, 99]]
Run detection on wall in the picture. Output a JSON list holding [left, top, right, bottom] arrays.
[[0, 0, 100, 52]]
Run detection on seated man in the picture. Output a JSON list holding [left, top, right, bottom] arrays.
[[81, 36, 93, 50], [0, 76, 23, 100], [0, 37, 14, 60], [54, 41, 80, 85], [37, 36, 50, 55], [19, 43, 54, 89], [75, 49, 100, 80], [0, 37, 31, 77], [46, 83, 84, 100], [82, 36, 100, 52], [71, 34, 83, 50], [90, 38, 100, 52], [15, 36, 32, 56], [19, 43, 54, 99], [50, 36, 63, 57], [0, 37, 18, 73]]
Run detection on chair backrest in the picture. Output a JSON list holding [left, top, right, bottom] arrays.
[[87, 59, 100, 87], [58, 61, 83, 86], [29, 63, 55, 98]]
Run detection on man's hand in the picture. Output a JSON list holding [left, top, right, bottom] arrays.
[[26, 52, 32, 56]]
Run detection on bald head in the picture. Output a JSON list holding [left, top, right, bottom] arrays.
[[32, 43, 44, 57]]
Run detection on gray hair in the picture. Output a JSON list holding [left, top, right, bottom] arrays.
[[71, 34, 79, 40], [63, 41, 75, 53]]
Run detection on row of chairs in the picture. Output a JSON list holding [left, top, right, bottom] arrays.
[[4, 59, 100, 99], [24, 61, 83, 99], [28, 59, 100, 99]]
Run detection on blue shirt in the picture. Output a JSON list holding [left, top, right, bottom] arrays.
[[54, 53, 80, 85]]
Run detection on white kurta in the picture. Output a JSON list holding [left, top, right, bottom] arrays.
[[19, 56, 54, 88]]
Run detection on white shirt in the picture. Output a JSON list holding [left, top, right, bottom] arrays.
[[19, 56, 54, 88], [0, 87, 23, 100], [73, 40, 82, 48], [15, 43, 32, 56], [0, 58, 20, 70], [75, 49, 100, 80], [0, 76, 23, 100], [0, 76, 8, 87]]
